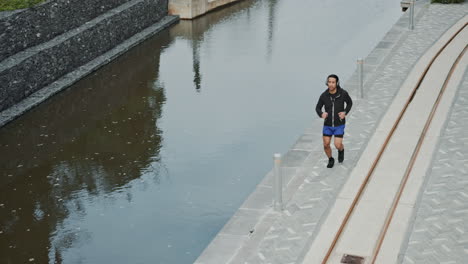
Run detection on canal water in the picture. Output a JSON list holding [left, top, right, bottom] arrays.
[[0, 0, 402, 263]]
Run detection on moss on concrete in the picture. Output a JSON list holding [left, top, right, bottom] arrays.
[[0, 0, 45, 11]]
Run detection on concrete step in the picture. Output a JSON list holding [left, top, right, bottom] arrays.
[[0, 0, 168, 112]]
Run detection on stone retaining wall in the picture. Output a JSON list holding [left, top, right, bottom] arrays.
[[0, 0, 132, 61], [0, 0, 170, 113]]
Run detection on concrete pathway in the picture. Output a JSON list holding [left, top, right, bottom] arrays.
[[302, 15, 468, 264], [398, 47, 468, 264], [195, 2, 468, 264]]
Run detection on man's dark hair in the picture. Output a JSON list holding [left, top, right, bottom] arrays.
[[326, 74, 341, 89]]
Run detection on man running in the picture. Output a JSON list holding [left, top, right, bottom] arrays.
[[315, 74, 353, 168]]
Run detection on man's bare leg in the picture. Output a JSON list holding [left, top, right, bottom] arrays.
[[323, 136, 332, 158], [334, 137, 344, 151], [323, 136, 335, 168], [334, 136, 345, 163]]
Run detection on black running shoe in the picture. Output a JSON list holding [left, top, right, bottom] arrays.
[[327, 157, 335, 168], [338, 149, 344, 163]]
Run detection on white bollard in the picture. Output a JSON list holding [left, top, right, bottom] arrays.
[[409, 0, 415, 30], [273, 153, 283, 211], [357, 58, 364, 99]]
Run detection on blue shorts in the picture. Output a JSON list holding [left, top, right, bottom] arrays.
[[323, 125, 345, 138]]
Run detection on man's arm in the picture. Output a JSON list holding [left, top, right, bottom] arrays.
[[344, 91, 353, 115], [315, 95, 324, 118]]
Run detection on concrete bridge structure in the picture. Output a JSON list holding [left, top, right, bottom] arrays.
[[169, 0, 244, 19]]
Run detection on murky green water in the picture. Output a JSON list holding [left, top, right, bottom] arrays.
[[0, 0, 401, 263]]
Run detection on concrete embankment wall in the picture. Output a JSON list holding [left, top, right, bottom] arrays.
[[0, 0, 177, 119], [169, 0, 244, 19]]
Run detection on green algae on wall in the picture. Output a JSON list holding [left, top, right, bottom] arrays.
[[0, 0, 45, 11]]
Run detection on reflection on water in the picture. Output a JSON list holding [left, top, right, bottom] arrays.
[[0, 0, 401, 263], [191, 38, 202, 92], [266, 0, 278, 60], [0, 28, 171, 263]]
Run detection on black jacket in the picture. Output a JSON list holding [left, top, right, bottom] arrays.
[[315, 87, 353, 127]]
